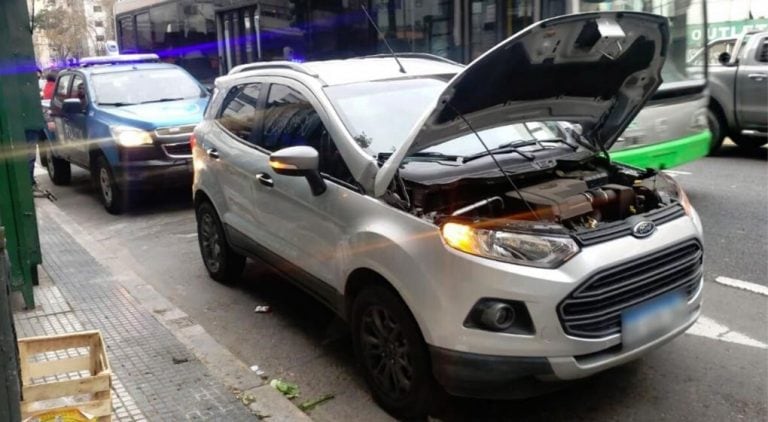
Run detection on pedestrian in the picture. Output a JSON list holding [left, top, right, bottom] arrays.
[[42, 70, 57, 100], [37, 68, 45, 94]]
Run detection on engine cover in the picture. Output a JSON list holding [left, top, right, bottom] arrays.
[[506, 179, 593, 221]]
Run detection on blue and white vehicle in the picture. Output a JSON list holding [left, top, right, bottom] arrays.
[[44, 54, 209, 214]]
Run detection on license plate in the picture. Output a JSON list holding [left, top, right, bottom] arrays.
[[622, 290, 686, 349]]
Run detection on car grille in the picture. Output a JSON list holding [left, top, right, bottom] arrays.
[[558, 239, 703, 339], [162, 142, 192, 158], [573, 205, 686, 246]]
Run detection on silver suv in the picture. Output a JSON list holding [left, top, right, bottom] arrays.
[[193, 12, 703, 418]]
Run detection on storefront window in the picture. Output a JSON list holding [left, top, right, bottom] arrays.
[[470, 0, 498, 59], [507, 0, 534, 37], [136, 13, 152, 51], [374, 0, 461, 62]]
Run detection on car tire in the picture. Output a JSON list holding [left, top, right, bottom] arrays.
[[707, 109, 726, 155], [195, 201, 245, 283], [351, 285, 439, 420], [45, 143, 71, 185], [731, 133, 768, 151], [94, 156, 125, 214]]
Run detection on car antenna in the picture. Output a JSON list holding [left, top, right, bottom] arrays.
[[360, 5, 406, 74], [447, 103, 542, 221]]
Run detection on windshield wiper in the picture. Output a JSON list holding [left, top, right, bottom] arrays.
[[140, 97, 186, 104], [377, 151, 460, 163], [98, 102, 138, 107], [462, 140, 538, 163]]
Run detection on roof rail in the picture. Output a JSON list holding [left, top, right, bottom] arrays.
[[79, 53, 160, 67], [361, 53, 461, 66], [227, 61, 318, 77]]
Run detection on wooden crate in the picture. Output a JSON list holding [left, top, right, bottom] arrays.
[[17, 330, 112, 421]]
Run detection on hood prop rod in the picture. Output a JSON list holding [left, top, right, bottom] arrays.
[[446, 103, 542, 222]]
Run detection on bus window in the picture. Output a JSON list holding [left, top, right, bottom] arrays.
[[118, 16, 137, 52]]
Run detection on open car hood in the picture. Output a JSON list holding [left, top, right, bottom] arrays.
[[374, 12, 669, 197]]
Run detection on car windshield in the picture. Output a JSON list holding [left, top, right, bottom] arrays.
[[325, 78, 564, 158], [92, 68, 204, 105]]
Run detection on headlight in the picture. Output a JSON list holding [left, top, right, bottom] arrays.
[[657, 172, 694, 216], [109, 126, 153, 147], [441, 222, 580, 268]]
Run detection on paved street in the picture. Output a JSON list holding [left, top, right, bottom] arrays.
[[32, 141, 767, 421]]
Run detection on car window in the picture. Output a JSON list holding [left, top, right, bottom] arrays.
[[260, 84, 323, 152], [69, 75, 88, 109], [261, 84, 353, 183], [91, 68, 204, 105], [55, 74, 72, 102], [757, 38, 768, 63], [217, 83, 264, 144]]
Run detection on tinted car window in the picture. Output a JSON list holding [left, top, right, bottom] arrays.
[[55, 74, 72, 102], [261, 84, 353, 183], [260, 84, 323, 152], [217, 83, 263, 144], [757, 38, 768, 63]]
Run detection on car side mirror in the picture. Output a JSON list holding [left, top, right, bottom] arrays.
[[717, 51, 731, 65], [62, 98, 84, 114], [269, 146, 327, 196]]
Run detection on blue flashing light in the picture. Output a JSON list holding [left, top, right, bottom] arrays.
[[79, 54, 161, 67]]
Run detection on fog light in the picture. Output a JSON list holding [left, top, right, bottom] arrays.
[[464, 298, 534, 334], [480, 302, 516, 331]]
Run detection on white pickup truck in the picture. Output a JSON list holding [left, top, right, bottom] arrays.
[[706, 30, 768, 153]]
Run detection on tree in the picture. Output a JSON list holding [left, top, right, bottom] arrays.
[[34, 6, 91, 61]]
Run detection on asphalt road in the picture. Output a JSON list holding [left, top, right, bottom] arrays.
[[33, 141, 767, 421]]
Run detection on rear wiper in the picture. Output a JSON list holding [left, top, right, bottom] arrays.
[[462, 140, 538, 163], [140, 97, 185, 104]]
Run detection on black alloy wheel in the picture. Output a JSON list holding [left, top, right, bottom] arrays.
[[351, 285, 438, 419], [195, 201, 245, 283]]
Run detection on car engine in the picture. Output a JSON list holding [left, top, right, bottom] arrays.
[[398, 157, 676, 232]]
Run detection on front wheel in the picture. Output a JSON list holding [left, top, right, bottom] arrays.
[[94, 156, 124, 214], [45, 143, 71, 185], [195, 201, 245, 283], [351, 285, 438, 420]]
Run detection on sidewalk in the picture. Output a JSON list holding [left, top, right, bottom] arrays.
[[11, 198, 312, 421]]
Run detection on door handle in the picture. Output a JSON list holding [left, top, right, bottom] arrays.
[[256, 173, 274, 188], [206, 147, 220, 159], [748, 73, 767, 81]]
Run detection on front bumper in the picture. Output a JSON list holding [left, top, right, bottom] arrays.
[[114, 159, 192, 189], [411, 214, 704, 398], [430, 288, 701, 399]]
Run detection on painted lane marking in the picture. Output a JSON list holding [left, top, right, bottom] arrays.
[[714, 276, 768, 297], [686, 316, 767, 349], [662, 170, 692, 177]]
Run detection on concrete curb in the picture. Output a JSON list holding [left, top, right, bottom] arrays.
[[37, 199, 312, 421]]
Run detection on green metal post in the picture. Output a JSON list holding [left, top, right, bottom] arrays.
[[0, 227, 22, 422], [0, 0, 44, 309]]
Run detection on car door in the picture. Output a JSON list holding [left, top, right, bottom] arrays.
[[51, 73, 73, 159], [735, 35, 768, 130], [207, 82, 272, 246], [252, 80, 354, 293], [66, 74, 90, 166]]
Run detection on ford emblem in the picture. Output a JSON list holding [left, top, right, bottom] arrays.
[[632, 221, 656, 238]]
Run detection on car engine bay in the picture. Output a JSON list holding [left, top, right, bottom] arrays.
[[390, 155, 681, 232]]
